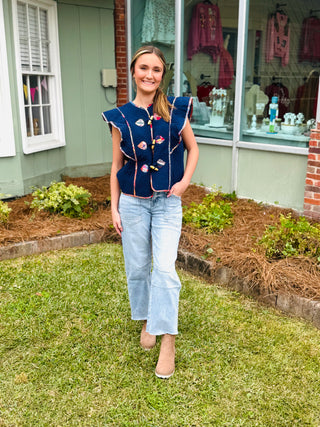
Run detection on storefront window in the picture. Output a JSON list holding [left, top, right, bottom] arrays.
[[130, 0, 175, 98], [242, 0, 319, 148], [129, 0, 319, 149], [183, 0, 239, 141]]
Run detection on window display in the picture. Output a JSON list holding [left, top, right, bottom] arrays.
[[130, 0, 319, 148], [184, 0, 238, 141], [242, 0, 319, 148]]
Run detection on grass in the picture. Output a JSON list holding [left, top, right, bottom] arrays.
[[0, 243, 320, 426]]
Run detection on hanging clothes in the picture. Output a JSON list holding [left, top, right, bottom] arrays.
[[299, 71, 319, 120], [187, 2, 223, 62], [294, 81, 307, 114], [218, 48, 234, 89], [265, 12, 290, 67], [299, 16, 320, 63], [264, 81, 290, 119], [141, 0, 175, 46]]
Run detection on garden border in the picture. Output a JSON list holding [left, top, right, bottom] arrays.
[[1, 231, 319, 330]]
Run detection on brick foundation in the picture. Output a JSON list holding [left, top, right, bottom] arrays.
[[304, 121, 320, 220], [114, 0, 128, 106]]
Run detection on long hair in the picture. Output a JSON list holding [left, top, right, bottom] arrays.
[[130, 45, 172, 122]]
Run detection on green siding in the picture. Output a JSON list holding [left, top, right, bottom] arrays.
[[237, 149, 308, 211], [192, 144, 233, 192], [57, 2, 114, 174], [0, 0, 114, 198]]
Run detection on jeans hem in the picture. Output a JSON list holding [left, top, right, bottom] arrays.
[[146, 329, 179, 336]]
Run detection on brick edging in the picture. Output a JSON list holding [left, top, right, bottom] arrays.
[[177, 250, 320, 330], [0, 230, 105, 261], [1, 233, 319, 330]]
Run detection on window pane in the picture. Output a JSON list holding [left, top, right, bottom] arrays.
[[25, 106, 31, 136], [22, 74, 52, 136], [32, 106, 41, 135], [28, 6, 41, 70], [184, 1, 239, 141], [242, 0, 318, 148], [43, 106, 51, 134], [29, 74, 39, 104], [40, 9, 50, 72], [17, 2, 30, 69], [18, 2, 50, 72], [131, 0, 175, 98], [41, 76, 49, 103]]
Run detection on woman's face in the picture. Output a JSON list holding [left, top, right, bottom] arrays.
[[133, 53, 164, 96]]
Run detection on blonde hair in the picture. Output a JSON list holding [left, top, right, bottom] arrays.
[[130, 45, 172, 122]]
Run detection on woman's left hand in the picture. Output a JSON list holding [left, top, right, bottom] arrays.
[[167, 179, 189, 198]]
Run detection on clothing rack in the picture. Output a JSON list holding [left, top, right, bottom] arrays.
[[200, 74, 211, 80]]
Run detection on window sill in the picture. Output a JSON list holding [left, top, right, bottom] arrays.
[[22, 137, 66, 154]]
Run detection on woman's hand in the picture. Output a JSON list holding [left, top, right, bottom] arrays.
[[112, 208, 123, 236], [167, 119, 199, 198], [167, 179, 189, 198]]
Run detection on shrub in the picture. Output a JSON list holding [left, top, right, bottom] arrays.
[[259, 214, 320, 260], [29, 181, 92, 218], [183, 189, 234, 233], [0, 200, 11, 225]]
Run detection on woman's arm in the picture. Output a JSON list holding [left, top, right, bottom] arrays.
[[168, 119, 199, 197], [110, 126, 124, 235]]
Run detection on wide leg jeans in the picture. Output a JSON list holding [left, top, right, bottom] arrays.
[[119, 192, 182, 336]]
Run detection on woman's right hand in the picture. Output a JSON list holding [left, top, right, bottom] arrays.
[[112, 209, 123, 236]]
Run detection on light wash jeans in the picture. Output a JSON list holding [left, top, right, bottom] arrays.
[[119, 192, 182, 336]]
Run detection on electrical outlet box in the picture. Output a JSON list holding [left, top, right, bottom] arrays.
[[101, 69, 117, 88]]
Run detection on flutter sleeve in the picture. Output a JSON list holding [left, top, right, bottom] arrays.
[[170, 96, 193, 135], [102, 107, 135, 160]]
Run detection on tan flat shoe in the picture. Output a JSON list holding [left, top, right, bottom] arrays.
[[155, 334, 175, 379], [140, 320, 156, 350]]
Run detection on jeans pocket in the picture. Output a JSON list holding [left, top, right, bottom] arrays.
[[119, 194, 142, 226], [164, 194, 182, 222]]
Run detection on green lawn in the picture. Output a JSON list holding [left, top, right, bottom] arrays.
[[0, 243, 320, 426]]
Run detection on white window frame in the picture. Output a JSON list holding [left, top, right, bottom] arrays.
[[0, 0, 16, 157], [12, 0, 65, 154]]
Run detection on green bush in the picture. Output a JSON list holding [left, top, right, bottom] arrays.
[[29, 181, 92, 218], [259, 214, 320, 260], [183, 190, 234, 233], [0, 200, 11, 225]]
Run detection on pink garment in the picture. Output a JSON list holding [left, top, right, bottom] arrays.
[[299, 16, 320, 63], [265, 13, 290, 67], [187, 2, 223, 62], [218, 48, 234, 89]]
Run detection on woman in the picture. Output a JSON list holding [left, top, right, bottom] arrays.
[[102, 46, 199, 379]]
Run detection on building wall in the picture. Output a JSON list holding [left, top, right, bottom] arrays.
[[0, 0, 115, 198], [237, 149, 307, 211], [0, 0, 66, 197], [57, 0, 115, 178], [192, 144, 233, 192]]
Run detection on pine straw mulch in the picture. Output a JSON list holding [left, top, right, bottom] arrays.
[[1, 175, 320, 300]]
